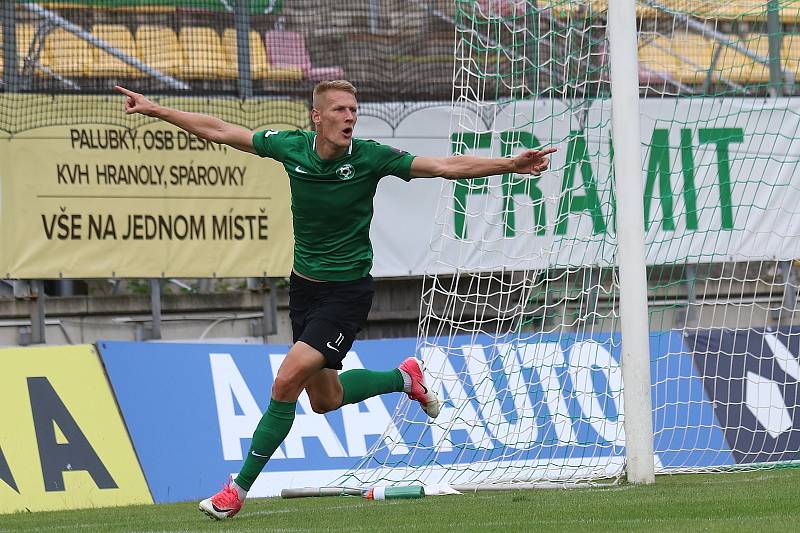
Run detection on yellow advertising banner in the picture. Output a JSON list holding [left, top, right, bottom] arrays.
[[0, 344, 152, 513], [0, 94, 306, 278]]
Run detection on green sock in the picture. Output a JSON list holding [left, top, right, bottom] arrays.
[[340, 369, 404, 406], [234, 399, 296, 491]]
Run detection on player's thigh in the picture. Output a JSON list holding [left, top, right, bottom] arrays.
[[304, 369, 343, 414], [272, 341, 327, 401]]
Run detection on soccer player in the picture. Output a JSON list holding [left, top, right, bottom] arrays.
[[114, 81, 555, 520]]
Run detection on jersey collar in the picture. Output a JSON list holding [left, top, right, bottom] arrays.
[[313, 135, 353, 157]]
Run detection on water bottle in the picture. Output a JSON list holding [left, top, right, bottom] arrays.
[[361, 485, 425, 500]]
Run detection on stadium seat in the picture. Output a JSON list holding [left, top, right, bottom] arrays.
[[668, 33, 716, 85], [264, 30, 342, 81], [90, 24, 140, 78], [42, 27, 93, 78], [0, 24, 37, 75], [638, 35, 684, 82], [179, 27, 233, 79], [554, 1, 800, 21], [135, 25, 182, 77], [704, 0, 800, 22], [784, 33, 800, 77], [16, 24, 36, 67], [716, 33, 771, 85], [221, 28, 268, 80]]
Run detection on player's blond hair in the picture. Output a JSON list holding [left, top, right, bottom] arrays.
[[312, 80, 357, 109]]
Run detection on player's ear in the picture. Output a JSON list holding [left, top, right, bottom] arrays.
[[310, 108, 321, 129]]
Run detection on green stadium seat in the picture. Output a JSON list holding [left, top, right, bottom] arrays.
[[135, 25, 182, 77], [90, 24, 141, 78], [179, 27, 234, 79]]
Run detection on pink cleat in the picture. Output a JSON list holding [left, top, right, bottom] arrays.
[[199, 479, 243, 520], [399, 357, 441, 418]]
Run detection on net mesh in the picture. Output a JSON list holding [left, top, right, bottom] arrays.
[[3, 0, 800, 488], [338, 0, 800, 488], [0, 0, 456, 134]]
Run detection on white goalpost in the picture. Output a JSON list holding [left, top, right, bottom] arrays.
[[607, 0, 655, 485]]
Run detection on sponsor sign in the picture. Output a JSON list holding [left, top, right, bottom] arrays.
[[686, 327, 800, 464], [362, 98, 800, 275], [0, 345, 152, 514], [97, 332, 730, 502], [0, 95, 300, 278]]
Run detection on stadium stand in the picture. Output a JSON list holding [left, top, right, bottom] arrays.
[[716, 33, 771, 85], [225, 29, 304, 82], [263, 30, 343, 82], [91, 24, 140, 78], [221, 28, 268, 80], [135, 25, 182, 77], [1, 0, 798, 99], [44, 27, 93, 78], [541, 0, 800, 21], [178, 26, 233, 79]]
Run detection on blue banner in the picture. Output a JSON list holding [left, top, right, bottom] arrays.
[[99, 332, 733, 503]]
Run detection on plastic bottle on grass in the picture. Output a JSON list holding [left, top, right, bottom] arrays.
[[361, 486, 425, 500]]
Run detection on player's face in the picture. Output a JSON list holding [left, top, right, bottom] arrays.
[[315, 90, 358, 149]]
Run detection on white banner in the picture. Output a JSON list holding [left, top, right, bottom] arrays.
[[363, 98, 800, 277]]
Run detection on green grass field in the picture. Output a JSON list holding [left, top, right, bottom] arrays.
[[2, 469, 798, 533]]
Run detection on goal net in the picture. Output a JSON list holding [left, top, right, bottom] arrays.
[[340, 0, 800, 488]]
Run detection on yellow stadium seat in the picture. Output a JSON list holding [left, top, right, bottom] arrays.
[[179, 27, 233, 79], [638, 35, 684, 79], [221, 28, 268, 79], [2, 24, 41, 74], [136, 25, 182, 76], [716, 33, 771, 84], [782, 5, 800, 23], [638, 33, 716, 85], [90, 24, 140, 77], [784, 33, 800, 77], [544, 0, 800, 21], [672, 33, 717, 84], [43, 28, 93, 77]]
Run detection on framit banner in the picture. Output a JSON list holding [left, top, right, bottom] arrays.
[[0, 344, 152, 514], [0, 94, 302, 278], [362, 98, 800, 276]]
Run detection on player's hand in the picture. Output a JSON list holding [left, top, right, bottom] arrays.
[[114, 85, 158, 116], [510, 147, 558, 176]]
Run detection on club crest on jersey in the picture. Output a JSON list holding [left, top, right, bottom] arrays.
[[336, 164, 355, 180]]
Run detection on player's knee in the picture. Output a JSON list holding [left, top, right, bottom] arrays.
[[309, 397, 339, 414], [271, 374, 303, 402]]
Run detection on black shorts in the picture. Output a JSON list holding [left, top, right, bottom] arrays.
[[289, 272, 374, 370]]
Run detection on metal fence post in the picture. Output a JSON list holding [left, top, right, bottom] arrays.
[[234, 0, 253, 99], [150, 279, 162, 340], [30, 280, 46, 344]]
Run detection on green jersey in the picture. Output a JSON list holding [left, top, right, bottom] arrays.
[[252, 129, 416, 281]]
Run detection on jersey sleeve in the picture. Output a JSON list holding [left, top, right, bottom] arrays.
[[365, 140, 416, 181], [251, 129, 297, 162]]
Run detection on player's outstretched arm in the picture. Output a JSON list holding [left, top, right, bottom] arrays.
[[114, 85, 257, 154], [410, 147, 557, 179]]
